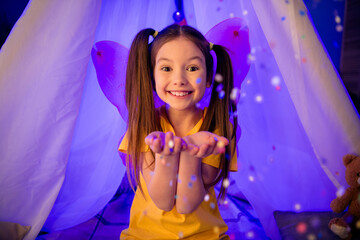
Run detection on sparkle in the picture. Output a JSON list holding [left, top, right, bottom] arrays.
[[281, 16, 286, 21], [271, 76, 281, 87], [169, 180, 173, 187], [248, 175, 254, 182], [223, 178, 230, 188], [174, 194, 178, 199], [178, 231, 184, 238], [188, 182, 193, 188], [216, 84, 223, 92], [242, 10, 248, 16], [336, 186, 345, 197], [204, 194, 210, 202], [215, 73, 223, 83], [336, 24, 343, 32], [229, 12, 235, 18], [196, 78, 202, 84], [335, 15, 341, 24], [255, 94, 263, 103], [294, 203, 301, 211], [307, 234, 316, 240], [296, 222, 307, 234], [191, 175, 197, 182], [299, 10, 305, 16], [150, 171, 154, 177], [246, 231, 255, 239], [218, 90, 225, 99], [213, 226, 220, 234], [168, 140, 174, 148], [217, 141, 225, 148], [230, 87, 240, 104], [210, 202, 215, 209]]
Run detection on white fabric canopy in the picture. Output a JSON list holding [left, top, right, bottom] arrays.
[[0, 0, 359, 239]]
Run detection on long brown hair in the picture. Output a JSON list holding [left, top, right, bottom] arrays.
[[125, 24, 237, 200]]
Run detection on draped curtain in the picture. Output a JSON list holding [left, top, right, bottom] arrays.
[[0, 0, 359, 239]]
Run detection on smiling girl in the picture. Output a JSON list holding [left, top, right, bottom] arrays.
[[119, 24, 238, 240]]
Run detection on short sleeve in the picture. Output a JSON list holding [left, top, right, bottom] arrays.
[[118, 131, 150, 153]]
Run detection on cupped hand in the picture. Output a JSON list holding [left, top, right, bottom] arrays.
[[183, 131, 229, 158], [145, 131, 186, 156]]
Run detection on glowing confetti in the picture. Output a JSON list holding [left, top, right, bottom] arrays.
[[307, 234, 316, 240], [356, 219, 360, 229], [150, 171, 154, 177], [247, 53, 256, 63], [168, 140, 174, 148], [215, 73, 223, 83], [229, 233, 235, 240], [301, 57, 307, 63], [336, 186, 345, 197], [191, 175, 197, 182], [223, 178, 230, 188], [213, 226, 220, 234], [336, 24, 343, 32], [243, 10, 248, 16], [310, 217, 320, 228], [301, 34, 306, 39], [174, 194, 178, 199], [216, 84, 223, 92], [217, 141, 225, 148], [241, 92, 247, 98], [281, 16, 286, 21], [335, 15, 341, 24], [210, 202, 216, 209], [196, 103, 201, 108], [296, 222, 307, 234], [178, 178, 182, 184], [255, 94, 263, 103], [218, 90, 225, 99], [204, 194, 210, 202], [271, 76, 281, 87], [248, 175, 255, 182], [178, 231, 184, 238], [246, 79, 251, 84], [294, 203, 302, 211], [169, 180, 173, 187], [196, 78, 202, 84], [246, 230, 255, 239], [230, 87, 240, 104], [229, 13, 235, 18], [188, 182, 193, 188], [275, 86, 281, 91], [299, 10, 305, 16]]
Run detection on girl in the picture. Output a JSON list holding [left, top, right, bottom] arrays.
[[119, 24, 238, 239]]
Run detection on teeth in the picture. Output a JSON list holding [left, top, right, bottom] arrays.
[[170, 91, 190, 97]]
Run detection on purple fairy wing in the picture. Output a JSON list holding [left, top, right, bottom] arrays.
[[91, 41, 128, 122], [205, 17, 251, 90]]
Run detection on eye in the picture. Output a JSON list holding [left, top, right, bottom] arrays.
[[161, 66, 171, 72], [187, 66, 199, 72]]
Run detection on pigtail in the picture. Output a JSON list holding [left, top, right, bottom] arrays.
[[200, 44, 237, 201], [126, 28, 161, 194]]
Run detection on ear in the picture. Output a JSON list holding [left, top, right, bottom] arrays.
[[343, 154, 357, 166]]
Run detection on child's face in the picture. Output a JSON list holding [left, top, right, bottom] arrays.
[[153, 37, 210, 113]]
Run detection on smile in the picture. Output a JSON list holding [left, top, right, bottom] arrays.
[[168, 91, 192, 97]]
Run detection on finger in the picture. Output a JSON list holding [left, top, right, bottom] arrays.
[[173, 136, 183, 153], [152, 137, 163, 153], [196, 144, 210, 158], [187, 144, 199, 156], [165, 132, 174, 154]]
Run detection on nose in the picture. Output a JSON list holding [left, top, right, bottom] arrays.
[[172, 70, 187, 86]]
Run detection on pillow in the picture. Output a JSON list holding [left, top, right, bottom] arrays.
[[0, 221, 31, 240], [273, 211, 343, 240]]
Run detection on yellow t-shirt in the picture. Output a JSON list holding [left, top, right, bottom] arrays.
[[119, 107, 237, 240]]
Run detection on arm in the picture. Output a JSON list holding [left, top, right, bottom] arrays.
[[176, 132, 228, 214], [142, 131, 185, 211], [330, 188, 355, 213]]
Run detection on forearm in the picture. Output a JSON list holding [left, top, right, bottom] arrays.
[[176, 151, 206, 214], [148, 153, 179, 211]]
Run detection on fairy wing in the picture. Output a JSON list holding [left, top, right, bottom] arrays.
[[205, 17, 251, 90], [91, 40, 129, 121]]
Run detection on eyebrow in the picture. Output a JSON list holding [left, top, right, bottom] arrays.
[[156, 56, 204, 64]]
